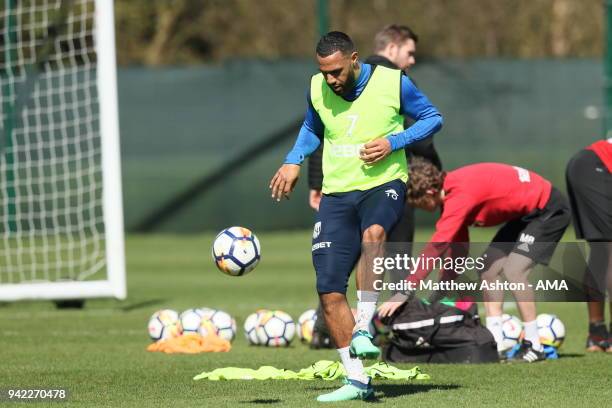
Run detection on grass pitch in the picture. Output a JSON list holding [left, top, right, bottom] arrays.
[[1, 230, 611, 407]]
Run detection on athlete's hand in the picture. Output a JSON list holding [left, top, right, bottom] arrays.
[[309, 189, 322, 211], [360, 138, 392, 164], [269, 164, 300, 202], [377, 292, 409, 318]]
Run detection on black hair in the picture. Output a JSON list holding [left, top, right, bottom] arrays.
[[316, 31, 355, 57]]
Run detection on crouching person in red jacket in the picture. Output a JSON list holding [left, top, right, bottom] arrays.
[[378, 158, 570, 362]]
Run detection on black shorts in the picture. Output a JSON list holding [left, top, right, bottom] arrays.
[[566, 149, 612, 241], [312, 179, 407, 294], [489, 187, 571, 265]]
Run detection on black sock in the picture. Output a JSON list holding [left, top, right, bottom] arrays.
[[589, 321, 608, 338]]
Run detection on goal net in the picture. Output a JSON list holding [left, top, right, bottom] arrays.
[[0, 0, 125, 300]]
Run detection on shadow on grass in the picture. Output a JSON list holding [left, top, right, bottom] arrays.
[[239, 399, 282, 404], [373, 383, 461, 399], [558, 353, 585, 359], [309, 383, 461, 401], [119, 298, 167, 312]]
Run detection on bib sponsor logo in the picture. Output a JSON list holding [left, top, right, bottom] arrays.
[[330, 144, 364, 158]]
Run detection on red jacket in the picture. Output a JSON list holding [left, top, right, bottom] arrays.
[[587, 139, 612, 173], [408, 163, 551, 283]]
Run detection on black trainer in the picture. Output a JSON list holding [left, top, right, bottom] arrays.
[[510, 340, 547, 363]]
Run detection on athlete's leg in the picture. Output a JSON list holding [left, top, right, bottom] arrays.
[[312, 193, 366, 382], [566, 150, 612, 351], [354, 180, 406, 336], [585, 241, 607, 323], [498, 252, 549, 362], [354, 224, 386, 333], [584, 241, 612, 351], [501, 252, 537, 323], [479, 246, 508, 348], [482, 219, 525, 347], [319, 293, 354, 347], [509, 188, 570, 357], [351, 180, 406, 358]]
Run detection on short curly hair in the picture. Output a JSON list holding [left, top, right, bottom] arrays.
[[316, 31, 356, 57], [407, 156, 445, 207]]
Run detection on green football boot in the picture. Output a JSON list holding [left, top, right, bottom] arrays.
[[349, 330, 380, 359], [316, 378, 373, 402]]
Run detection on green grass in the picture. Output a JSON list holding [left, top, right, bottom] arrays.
[[0, 230, 610, 407]]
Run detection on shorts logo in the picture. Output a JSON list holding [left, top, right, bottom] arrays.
[[312, 241, 332, 251], [313, 222, 321, 239], [385, 189, 399, 200], [517, 233, 535, 252]]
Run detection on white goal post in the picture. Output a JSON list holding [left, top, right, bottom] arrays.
[[0, 0, 126, 301]]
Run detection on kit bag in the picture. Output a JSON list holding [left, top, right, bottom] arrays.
[[382, 298, 498, 364]]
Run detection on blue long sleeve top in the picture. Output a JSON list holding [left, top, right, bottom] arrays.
[[284, 63, 443, 164]]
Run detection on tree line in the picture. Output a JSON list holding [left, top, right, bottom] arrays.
[[109, 0, 606, 65]]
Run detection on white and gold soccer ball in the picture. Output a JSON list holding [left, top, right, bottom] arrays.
[[148, 309, 182, 342], [256, 310, 295, 347], [297, 309, 317, 344], [199, 309, 237, 342], [244, 309, 269, 345], [537, 313, 566, 348], [179, 308, 205, 334], [212, 226, 261, 276], [501, 314, 524, 350]]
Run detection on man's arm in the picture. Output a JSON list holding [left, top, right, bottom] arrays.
[[378, 195, 472, 317], [386, 76, 443, 151]]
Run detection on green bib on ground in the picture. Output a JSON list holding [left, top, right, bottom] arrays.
[[193, 360, 430, 381], [310, 65, 408, 193]]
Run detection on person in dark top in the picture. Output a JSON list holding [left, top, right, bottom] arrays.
[[307, 24, 444, 349], [566, 139, 612, 352]]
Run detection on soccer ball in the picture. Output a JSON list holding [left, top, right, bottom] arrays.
[[198, 319, 218, 338], [243, 309, 269, 345], [501, 314, 524, 350], [148, 309, 182, 342], [537, 313, 566, 348], [256, 310, 296, 347], [212, 226, 261, 276], [179, 308, 204, 334], [200, 309, 237, 342], [297, 309, 317, 343]]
